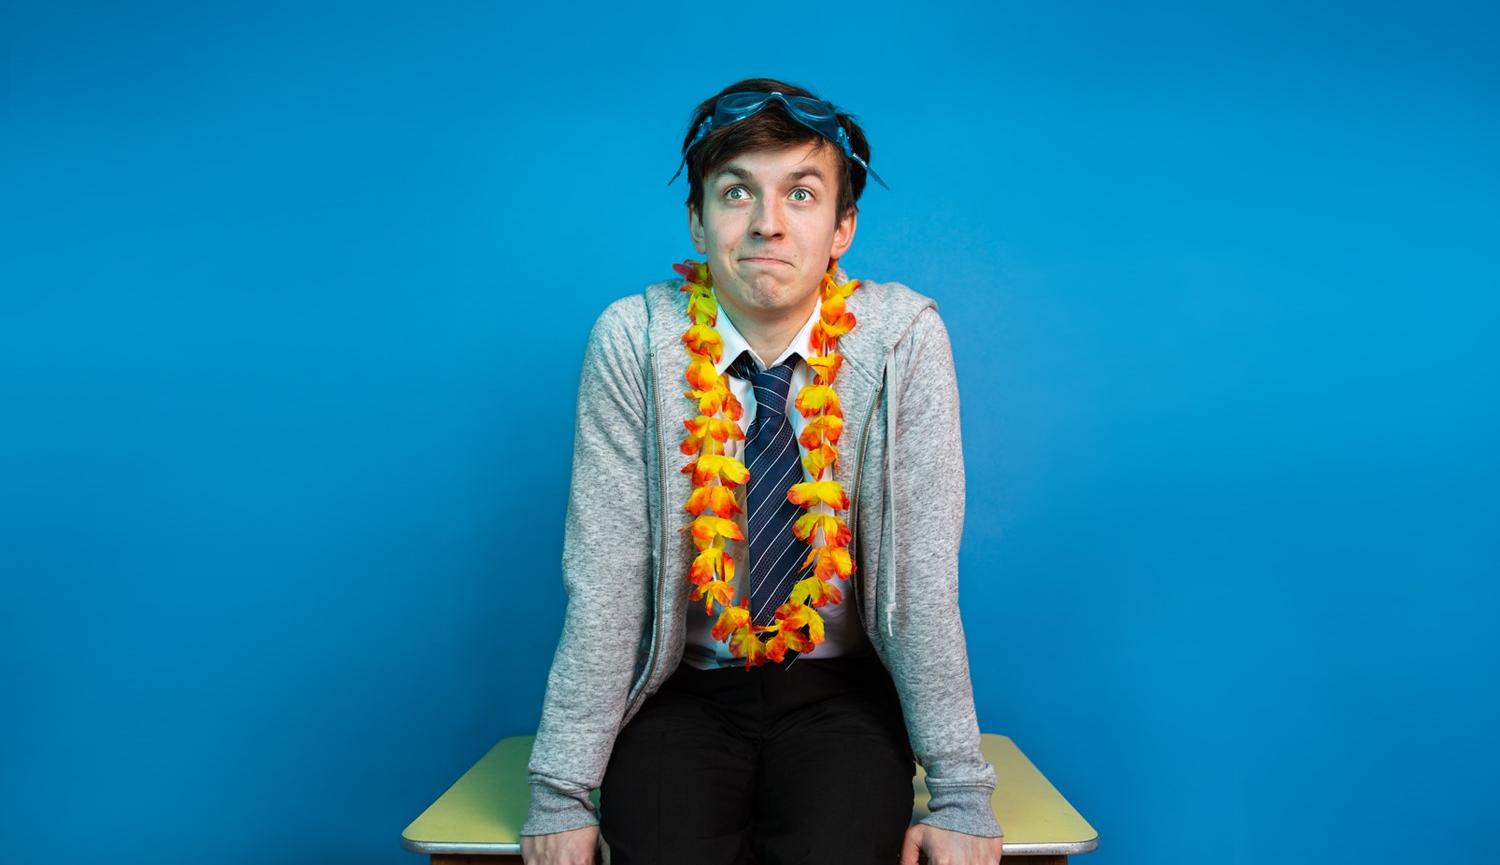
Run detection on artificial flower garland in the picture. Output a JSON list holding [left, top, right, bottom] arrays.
[[672, 258, 860, 668]]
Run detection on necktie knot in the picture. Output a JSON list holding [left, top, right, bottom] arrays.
[[728, 350, 798, 426]]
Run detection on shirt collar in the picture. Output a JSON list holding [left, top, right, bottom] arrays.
[[713, 297, 821, 376]]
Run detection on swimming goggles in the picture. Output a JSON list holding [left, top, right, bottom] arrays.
[[667, 90, 890, 190]]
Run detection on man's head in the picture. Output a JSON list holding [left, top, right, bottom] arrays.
[[681, 78, 875, 329]]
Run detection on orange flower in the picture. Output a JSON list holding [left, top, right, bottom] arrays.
[[682, 324, 724, 363], [777, 601, 826, 645], [799, 443, 839, 481], [673, 260, 710, 283], [683, 385, 722, 417], [820, 311, 856, 339], [787, 479, 849, 510], [712, 602, 751, 642], [684, 416, 744, 444], [805, 352, 842, 385], [799, 546, 855, 582], [689, 548, 722, 585], [680, 415, 715, 456], [763, 625, 813, 662], [729, 624, 768, 667], [685, 383, 743, 420], [690, 579, 736, 615], [819, 278, 856, 312], [689, 515, 743, 549], [685, 453, 751, 487], [685, 358, 720, 391], [794, 384, 841, 417], [721, 391, 744, 421], [808, 322, 831, 355], [799, 415, 844, 449], [792, 513, 852, 547], [686, 484, 741, 519]]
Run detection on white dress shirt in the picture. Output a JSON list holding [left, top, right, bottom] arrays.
[[679, 298, 870, 670]]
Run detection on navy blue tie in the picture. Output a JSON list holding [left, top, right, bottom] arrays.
[[728, 350, 815, 647]]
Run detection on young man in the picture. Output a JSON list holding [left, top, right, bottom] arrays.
[[520, 79, 1004, 865]]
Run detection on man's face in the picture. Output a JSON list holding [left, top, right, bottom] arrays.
[[688, 140, 857, 328]]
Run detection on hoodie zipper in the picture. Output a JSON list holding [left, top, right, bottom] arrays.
[[847, 376, 885, 634], [625, 350, 670, 721]]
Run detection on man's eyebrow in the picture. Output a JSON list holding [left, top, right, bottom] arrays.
[[711, 165, 829, 184]]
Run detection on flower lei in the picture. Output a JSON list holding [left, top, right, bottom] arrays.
[[672, 258, 860, 668]]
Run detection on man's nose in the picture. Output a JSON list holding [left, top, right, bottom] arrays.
[[750, 198, 785, 238]]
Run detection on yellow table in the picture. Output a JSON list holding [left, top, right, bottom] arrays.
[[403, 734, 1097, 863]]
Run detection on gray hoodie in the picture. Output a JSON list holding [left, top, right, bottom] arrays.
[[522, 267, 1003, 840]]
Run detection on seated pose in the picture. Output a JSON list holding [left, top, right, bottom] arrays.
[[521, 77, 1004, 865]]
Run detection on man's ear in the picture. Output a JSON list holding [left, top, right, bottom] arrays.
[[687, 204, 707, 255], [830, 207, 858, 260]]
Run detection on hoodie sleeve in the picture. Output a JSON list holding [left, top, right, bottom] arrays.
[[522, 296, 653, 837], [881, 305, 1004, 839]]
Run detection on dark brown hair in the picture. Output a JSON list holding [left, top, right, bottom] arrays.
[[681, 78, 873, 224]]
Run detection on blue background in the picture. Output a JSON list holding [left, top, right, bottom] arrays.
[[3, 1, 1496, 863]]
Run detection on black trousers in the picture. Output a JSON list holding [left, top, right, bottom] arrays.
[[599, 649, 916, 865]]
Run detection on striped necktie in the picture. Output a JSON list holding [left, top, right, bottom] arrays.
[[728, 350, 815, 650]]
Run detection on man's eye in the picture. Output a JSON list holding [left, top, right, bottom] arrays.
[[790, 188, 813, 202], [724, 186, 749, 200]]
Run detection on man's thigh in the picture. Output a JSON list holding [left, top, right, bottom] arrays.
[[599, 683, 757, 865], [752, 658, 916, 865]]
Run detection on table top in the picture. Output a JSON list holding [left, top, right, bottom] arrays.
[[402, 733, 1098, 857]]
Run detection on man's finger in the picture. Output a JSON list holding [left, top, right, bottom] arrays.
[[899, 825, 922, 865]]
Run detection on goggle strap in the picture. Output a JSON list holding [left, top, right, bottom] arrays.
[[667, 96, 890, 190]]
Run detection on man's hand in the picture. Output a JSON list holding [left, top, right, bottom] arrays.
[[520, 825, 599, 865], [900, 822, 1003, 865]]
